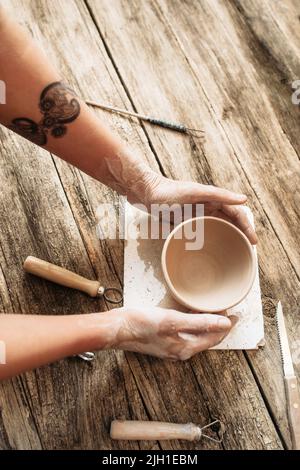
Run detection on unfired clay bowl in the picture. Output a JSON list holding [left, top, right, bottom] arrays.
[[161, 216, 256, 312]]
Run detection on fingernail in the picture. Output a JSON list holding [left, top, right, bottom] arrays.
[[245, 226, 258, 245], [228, 314, 239, 326], [218, 316, 231, 328], [237, 194, 247, 202]]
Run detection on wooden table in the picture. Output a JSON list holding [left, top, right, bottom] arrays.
[[0, 0, 299, 450]]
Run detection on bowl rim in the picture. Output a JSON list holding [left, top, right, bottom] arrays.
[[161, 216, 256, 312]]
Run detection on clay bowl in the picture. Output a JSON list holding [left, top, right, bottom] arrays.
[[161, 216, 256, 312]]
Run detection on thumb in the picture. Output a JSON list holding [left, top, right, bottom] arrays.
[[177, 312, 234, 334], [193, 315, 239, 351]]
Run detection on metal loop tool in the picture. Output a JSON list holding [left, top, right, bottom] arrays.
[[110, 418, 225, 443], [23, 256, 123, 362], [97, 286, 123, 304]]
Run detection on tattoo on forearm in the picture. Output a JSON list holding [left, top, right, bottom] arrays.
[[9, 81, 80, 146]]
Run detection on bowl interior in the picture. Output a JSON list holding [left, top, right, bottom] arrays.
[[163, 217, 255, 311]]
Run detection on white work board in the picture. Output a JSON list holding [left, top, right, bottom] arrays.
[[123, 203, 264, 350]]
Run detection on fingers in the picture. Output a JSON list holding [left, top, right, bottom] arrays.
[[204, 207, 232, 224], [175, 314, 238, 359], [194, 184, 247, 205], [207, 204, 258, 244], [173, 312, 232, 334], [173, 182, 247, 205], [193, 330, 230, 351], [152, 180, 257, 244], [221, 205, 258, 244]]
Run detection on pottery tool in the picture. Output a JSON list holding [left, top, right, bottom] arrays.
[[110, 419, 224, 443], [85, 100, 204, 137], [76, 351, 95, 362], [24, 256, 123, 363], [24, 256, 123, 304], [276, 301, 300, 450]]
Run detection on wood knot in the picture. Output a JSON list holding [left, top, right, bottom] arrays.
[[222, 105, 234, 120], [280, 77, 288, 85], [262, 296, 276, 318]]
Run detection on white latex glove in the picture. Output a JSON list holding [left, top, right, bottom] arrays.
[[138, 171, 257, 245], [111, 307, 238, 360]]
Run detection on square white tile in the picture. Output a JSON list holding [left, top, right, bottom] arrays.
[[123, 203, 264, 350]]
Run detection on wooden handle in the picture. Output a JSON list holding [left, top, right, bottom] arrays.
[[24, 256, 100, 297], [110, 420, 201, 441], [285, 376, 300, 450]]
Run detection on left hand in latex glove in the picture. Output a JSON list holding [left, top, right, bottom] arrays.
[[139, 171, 258, 245], [111, 307, 237, 360]]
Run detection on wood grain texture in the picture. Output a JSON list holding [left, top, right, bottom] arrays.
[[0, 0, 159, 450], [86, 0, 299, 448], [0, 0, 298, 450], [231, 0, 300, 197]]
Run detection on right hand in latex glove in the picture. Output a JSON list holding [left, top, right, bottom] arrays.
[[112, 307, 238, 360]]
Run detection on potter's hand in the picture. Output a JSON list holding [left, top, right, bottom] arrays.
[[137, 171, 258, 244], [112, 307, 237, 360]]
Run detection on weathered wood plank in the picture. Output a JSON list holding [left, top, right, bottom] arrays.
[[0, 0, 209, 450], [0, 0, 159, 449], [235, 0, 300, 79], [153, 0, 300, 444], [86, 0, 299, 448], [0, 0, 294, 449], [81, 0, 284, 450], [155, 0, 300, 447], [125, 353, 221, 450], [12, 0, 219, 449], [155, 0, 300, 272], [0, 122, 155, 449], [48, 0, 283, 448], [0, 377, 42, 450], [126, 350, 283, 450], [0, 262, 42, 449], [231, 0, 300, 175]]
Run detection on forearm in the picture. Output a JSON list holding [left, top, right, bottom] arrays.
[[0, 8, 156, 203], [0, 306, 235, 380], [0, 312, 121, 380]]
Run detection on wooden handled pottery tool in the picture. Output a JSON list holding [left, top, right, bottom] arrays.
[[24, 256, 123, 304], [276, 301, 300, 450], [24, 256, 123, 363], [110, 419, 224, 443]]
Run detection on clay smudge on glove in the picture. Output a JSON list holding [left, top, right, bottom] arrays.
[[114, 308, 200, 360], [97, 149, 159, 206]]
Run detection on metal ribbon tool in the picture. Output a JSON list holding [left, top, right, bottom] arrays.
[[23, 256, 123, 362]]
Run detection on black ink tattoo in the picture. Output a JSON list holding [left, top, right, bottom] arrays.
[[9, 81, 80, 145]]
